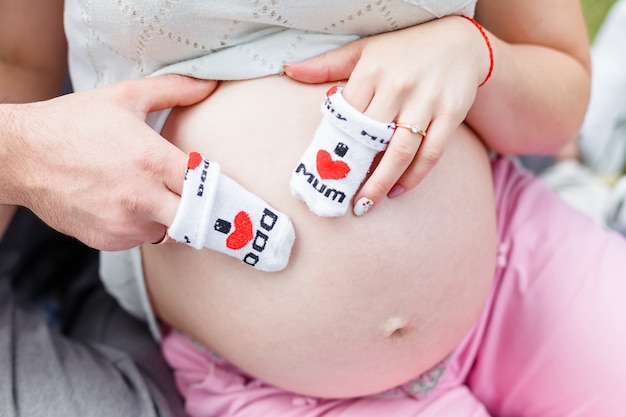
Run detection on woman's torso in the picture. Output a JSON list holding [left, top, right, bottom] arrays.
[[65, 0, 494, 398], [143, 75, 497, 398]]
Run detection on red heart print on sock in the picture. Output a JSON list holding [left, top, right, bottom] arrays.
[[316, 149, 350, 180], [326, 85, 340, 96], [188, 151, 204, 170], [226, 211, 254, 250]]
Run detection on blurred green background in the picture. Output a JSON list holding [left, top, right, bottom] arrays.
[[583, 0, 618, 39]]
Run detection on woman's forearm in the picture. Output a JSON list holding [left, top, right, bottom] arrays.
[[0, 61, 67, 103], [0, 0, 68, 103], [467, 37, 591, 156], [468, 0, 592, 156]]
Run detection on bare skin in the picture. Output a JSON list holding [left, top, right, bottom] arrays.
[[139, 0, 590, 398], [143, 76, 497, 398]]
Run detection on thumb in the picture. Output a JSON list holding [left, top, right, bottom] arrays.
[[283, 39, 364, 84], [122, 74, 219, 114]]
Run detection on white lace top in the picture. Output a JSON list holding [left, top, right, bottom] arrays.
[[64, 0, 477, 91]]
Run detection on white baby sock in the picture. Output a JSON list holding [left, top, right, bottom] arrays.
[[290, 85, 395, 216], [168, 152, 295, 272]]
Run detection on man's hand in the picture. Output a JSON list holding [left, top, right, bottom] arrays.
[[1, 74, 218, 250]]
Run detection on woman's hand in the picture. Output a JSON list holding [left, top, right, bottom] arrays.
[[1, 74, 218, 250], [284, 16, 491, 212]]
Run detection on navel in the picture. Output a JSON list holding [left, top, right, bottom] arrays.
[[382, 316, 411, 342]]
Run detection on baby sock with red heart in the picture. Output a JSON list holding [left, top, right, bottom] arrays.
[[290, 85, 395, 216], [168, 152, 295, 272]]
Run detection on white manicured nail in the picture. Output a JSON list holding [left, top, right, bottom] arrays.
[[353, 197, 374, 216]]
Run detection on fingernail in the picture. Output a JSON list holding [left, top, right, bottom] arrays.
[[282, 62, 300, 77], [388, 184, 405, 199], [354, 197, 374, 216]]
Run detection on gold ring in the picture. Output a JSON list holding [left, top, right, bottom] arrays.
[[152, 228, 171, 245], [395, 123, 426, 137]]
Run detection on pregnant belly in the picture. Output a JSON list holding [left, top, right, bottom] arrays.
[[142, 75, 497, 398]]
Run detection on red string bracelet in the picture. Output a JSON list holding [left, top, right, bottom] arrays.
[[460, 15, 494, 87]]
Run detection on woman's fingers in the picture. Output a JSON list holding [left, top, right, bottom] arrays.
[[352, 126, 424, 214], [393, 116, 455, 193], [353, 114, 458, 217], [283, 21, 480, 217], [348, 86, 429, 214]]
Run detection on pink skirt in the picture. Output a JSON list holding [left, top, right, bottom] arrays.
[[162, 157, 626, 416]]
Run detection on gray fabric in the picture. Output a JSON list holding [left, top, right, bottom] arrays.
[[0, 208, 186, 417], [66, 283, 185, 417], [0, 280, 154, 416]]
